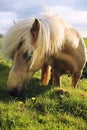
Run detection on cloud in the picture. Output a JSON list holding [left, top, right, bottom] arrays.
[[0, 1, 17, 11], [50, 5, 87, 36], [0, 11, 17, 34], [51, 5, 87, 24], [0, 0, 46, 34], [38, 0, 87, 11], [0, 0, 87, 37]]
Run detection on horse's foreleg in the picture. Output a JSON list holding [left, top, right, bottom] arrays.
[[41, 64, 51, 85], [54, 72, 61, 86], [49, 70, 61, 86], [71, 71, 82, 88], [41, 65, 61, 86]]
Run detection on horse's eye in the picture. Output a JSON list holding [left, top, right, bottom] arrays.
[[23, 51, 32, 62]]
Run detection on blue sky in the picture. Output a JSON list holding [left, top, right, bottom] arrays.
[[0, 0, 87, 37]]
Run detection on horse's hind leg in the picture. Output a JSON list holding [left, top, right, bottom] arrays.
[[71, 71, 82, 88]]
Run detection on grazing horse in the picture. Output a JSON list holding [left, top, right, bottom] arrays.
[[2, 15, 87, 96]]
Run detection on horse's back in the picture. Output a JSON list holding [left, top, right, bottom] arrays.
[[64, 27, 86, 68]]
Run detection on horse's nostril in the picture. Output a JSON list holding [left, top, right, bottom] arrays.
[[9, 88, 20, 97]]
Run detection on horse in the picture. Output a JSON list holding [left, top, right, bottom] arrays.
[[1, 14, 87, 97]]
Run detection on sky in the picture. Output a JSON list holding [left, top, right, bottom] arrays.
[[0, 0, 87, 37]]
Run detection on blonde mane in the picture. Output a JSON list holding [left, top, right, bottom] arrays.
[[2, 15, 72, 59]]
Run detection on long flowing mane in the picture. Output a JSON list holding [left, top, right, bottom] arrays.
[[2, 15, 72, 59]]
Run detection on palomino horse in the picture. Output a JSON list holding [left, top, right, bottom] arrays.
[[2, 15, 87, 96]]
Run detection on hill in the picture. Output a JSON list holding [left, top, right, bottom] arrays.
[[0, 34, 3, 38], [0, 34, 3, 44]]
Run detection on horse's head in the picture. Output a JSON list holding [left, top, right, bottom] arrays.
[[7, 19, 45, 97]]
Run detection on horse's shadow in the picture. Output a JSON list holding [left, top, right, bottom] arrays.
[[0, 76, 52, 102], [22, 78, 52, 100]]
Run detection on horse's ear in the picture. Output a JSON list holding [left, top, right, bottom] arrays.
[[13, 20, 16, 24], [31, 18, 40, 43]]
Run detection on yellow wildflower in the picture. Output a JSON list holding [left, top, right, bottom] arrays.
[[18, 101, 23, 105], [31, 97, 36, 101]]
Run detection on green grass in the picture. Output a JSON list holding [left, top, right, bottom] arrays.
[[0, 38, 2, 49], [84, 37, 87, 47], [0, 38, 87, 130], [0, 37, 2, 42]]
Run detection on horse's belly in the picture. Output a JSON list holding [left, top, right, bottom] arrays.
[[52, 58, 74, 74]]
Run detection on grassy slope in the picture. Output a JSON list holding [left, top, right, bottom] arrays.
[[0, 38, 87, 130], [84, 38, 87, 47]]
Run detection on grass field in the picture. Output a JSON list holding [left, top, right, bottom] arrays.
[[0, 38, 1, 43], [0, 38, 87, 130], [84, 38, 87, 47]]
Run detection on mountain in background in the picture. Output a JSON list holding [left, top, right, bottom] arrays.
[[0, 34, 3, 38]]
